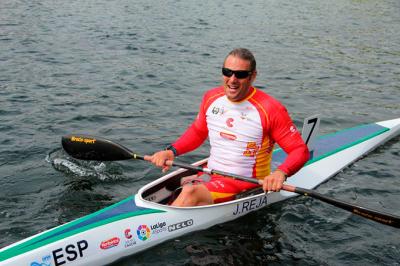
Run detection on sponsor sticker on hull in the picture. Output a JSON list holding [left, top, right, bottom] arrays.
[[124, 228, 137, 248], [30, 240, 89, 266], [137, 225, 151, 241], [168, 219, 194, 232], [150, 221, 167, 234], [30, 255, 52, 266], [100, 237, 120, 250], [136, 222, 168, 241]]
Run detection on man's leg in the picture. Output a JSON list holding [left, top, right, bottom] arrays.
[[171, 183, 213, 207], [171, 174, 259, 206]]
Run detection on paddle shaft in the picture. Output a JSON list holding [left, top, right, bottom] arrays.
[[136, 154, 400, 228], [283, 185, 400, 228], [136, 154, 261, 184]]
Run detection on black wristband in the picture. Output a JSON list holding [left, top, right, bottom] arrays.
[[165, 145, 178, 156]]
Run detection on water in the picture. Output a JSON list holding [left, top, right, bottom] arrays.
[[1, 0, 400, 265]]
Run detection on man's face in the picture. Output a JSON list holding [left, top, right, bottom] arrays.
[[222, 55, 257, 102]]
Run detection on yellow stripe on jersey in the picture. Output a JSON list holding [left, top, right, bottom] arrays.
[[209, 191, 236, 201], [255, 137, 273, 179]]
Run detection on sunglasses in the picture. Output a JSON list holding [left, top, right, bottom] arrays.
[[222, 68, 252, 79]]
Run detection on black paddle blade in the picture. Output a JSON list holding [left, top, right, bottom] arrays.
[[61, 135, 134, 161]]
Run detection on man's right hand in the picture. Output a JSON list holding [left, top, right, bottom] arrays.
[[145, 150, 175, 172]]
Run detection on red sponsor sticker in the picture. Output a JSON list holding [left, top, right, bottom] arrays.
[[125, 229, 132, 239], [226, 118, 234, 127], [220, 132, 237, 140], [100, 237, 120, 250]]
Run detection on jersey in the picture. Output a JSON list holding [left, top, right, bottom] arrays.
[[171, 86, 309, 180]]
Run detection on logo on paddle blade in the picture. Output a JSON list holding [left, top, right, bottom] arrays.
[[70, 136, 96, 144]]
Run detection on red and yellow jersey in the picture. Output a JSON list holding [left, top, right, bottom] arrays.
[[172, 86, 309, 180]]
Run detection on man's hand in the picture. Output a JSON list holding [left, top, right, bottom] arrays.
[[145, 150, 175, 172], [262, 170, 287, 192]]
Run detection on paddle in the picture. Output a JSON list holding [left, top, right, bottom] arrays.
[[61, 134, 400, 228]]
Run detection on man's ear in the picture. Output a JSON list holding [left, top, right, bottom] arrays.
[[250, 70, 257, 83]]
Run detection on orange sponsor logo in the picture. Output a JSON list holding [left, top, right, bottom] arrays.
[[246, 142, 258, 149], [70, 136, 96, 144], [243, 141, 259, 157]]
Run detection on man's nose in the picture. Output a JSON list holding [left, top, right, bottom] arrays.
[[229, 74, 238, 82]]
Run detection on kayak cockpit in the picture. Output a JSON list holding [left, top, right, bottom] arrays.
[[138, 158, 265, 206], [140, 166, 198, 205]]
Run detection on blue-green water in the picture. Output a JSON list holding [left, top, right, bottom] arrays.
[[1, 0, 399, 265]]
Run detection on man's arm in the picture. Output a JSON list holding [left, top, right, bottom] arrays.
[[263, 106, 309, 191]]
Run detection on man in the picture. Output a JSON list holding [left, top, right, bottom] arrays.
[[146, 48, 309, 206]]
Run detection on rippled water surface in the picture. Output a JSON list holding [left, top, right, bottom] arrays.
[[1, 0, 399, 265]]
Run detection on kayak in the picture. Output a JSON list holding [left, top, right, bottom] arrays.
[[1, 118, 399, 266]]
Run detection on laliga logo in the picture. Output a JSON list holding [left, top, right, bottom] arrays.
[[150, 221, 167, 234], [137, 225, 151, 241]]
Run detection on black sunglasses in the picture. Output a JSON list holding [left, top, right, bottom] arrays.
[[222, 68, 252, 79]]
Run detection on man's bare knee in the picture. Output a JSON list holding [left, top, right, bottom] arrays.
[[172, 184, 212, 207], [179, 184, 197, 197]]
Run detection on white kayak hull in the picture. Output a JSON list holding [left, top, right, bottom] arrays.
[[1, 118, 399, 266]]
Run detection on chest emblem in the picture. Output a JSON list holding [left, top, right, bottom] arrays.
[[226, 118, 234, 127], [243, 141, 260, 157], [212, 106, 225, 115]]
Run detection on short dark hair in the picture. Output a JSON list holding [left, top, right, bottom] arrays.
[[224, 48, 256, 72]]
